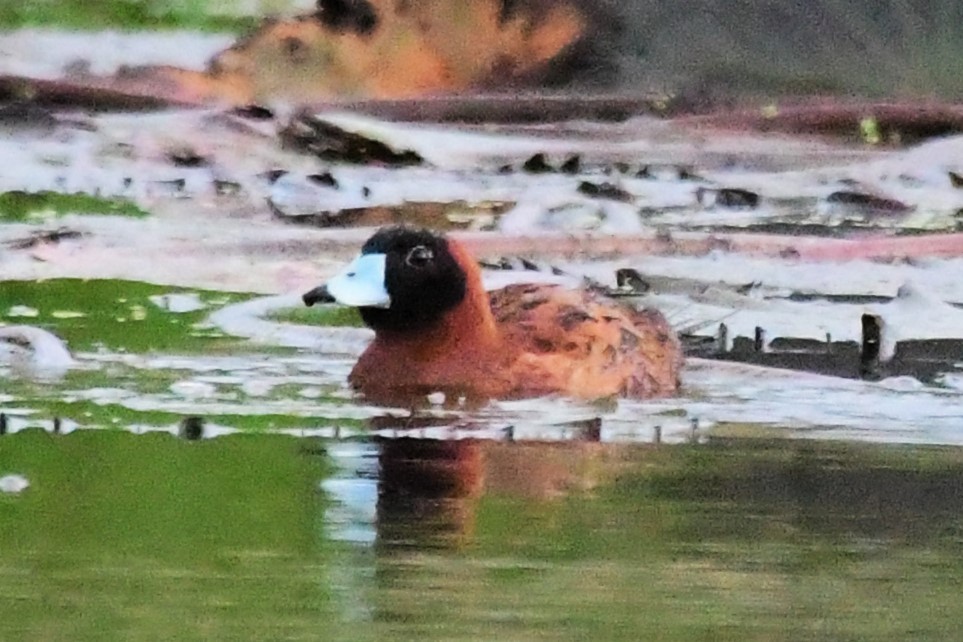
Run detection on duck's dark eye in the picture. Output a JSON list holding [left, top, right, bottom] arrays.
[[405, 245, 433, 267]]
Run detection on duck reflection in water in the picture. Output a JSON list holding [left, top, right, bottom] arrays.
[[368, 414, 609, 550]]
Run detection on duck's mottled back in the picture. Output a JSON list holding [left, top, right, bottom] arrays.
[[490, 283, 681, 399]]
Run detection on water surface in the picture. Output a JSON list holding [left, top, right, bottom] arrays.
[[4, 430, 963, 640]]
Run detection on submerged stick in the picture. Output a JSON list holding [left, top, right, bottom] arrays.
[[860, 314, 883, 379]]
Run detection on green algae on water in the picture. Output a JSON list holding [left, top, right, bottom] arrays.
[[0, 191, 148, 222]]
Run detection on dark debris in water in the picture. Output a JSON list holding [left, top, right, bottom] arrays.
[[168, 147, 208, 168], [612, 268, 650, 295], [521, 152, 553, 173], [687, 320, 963, 384], [306, 172, 339, 189], [636, 164, 701, 181], [3, 226, 83, 249], [271, 200, 503, 230], [577, 180, 633, 202], [152, 178, 187, 195], [559, 154, 581, 174], [280, 114, 424, 166], [179, 416, 205, 441], [826, 190, 912, 214], [783, 292, 894, 304], [213, 179, 243, 196], [229, 104, 275, 120], [696, 186, 760, 209]]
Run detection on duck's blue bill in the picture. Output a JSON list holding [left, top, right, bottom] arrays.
[[318, 253, 391, 308]]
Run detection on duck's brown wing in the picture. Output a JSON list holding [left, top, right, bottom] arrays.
[[488, 284, 682, 399]]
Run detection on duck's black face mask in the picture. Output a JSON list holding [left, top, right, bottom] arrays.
[[303, 226, 467, 334]]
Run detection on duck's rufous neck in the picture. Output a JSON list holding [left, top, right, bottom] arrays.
[[373, 238, 501, 361]]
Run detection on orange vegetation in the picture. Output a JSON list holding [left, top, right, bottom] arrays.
[[159, 0, 589, 104]]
